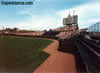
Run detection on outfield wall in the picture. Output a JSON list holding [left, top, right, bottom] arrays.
[[0, 33, 59, 40]]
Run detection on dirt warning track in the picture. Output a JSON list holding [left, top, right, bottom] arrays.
[[34, 40, 77, 73]]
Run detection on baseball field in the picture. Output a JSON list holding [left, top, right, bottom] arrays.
[[0, 36, 53, 72]]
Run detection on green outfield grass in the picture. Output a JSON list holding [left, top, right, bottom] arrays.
[[0, 36, 53, 72]]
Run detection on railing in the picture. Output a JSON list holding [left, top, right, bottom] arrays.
[[75, 37, 100, 73]]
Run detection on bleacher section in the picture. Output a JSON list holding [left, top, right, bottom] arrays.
[[43, 26, 79, 39], [55, 25, 77, 31], [42, 31, 61, 36], [56, 30, 79, 39]]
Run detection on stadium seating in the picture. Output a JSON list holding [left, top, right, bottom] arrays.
[[42, 31, 60, 36]]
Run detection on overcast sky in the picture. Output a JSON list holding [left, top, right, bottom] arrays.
[[0, 0, 100, 30]]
